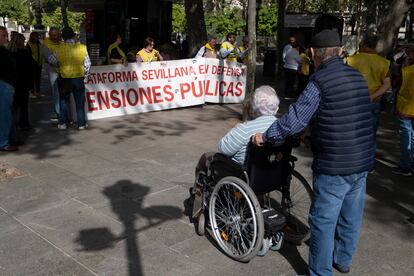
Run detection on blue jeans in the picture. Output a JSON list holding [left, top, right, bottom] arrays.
[[0, 81, 16, 149], [372, 102, 381, 136], [58, 77, 86, 127], [309, 172, 368, 276], [399, 118, 414, 169]]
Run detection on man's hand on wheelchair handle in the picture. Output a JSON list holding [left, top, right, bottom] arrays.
[[252, 133, 264, 146]]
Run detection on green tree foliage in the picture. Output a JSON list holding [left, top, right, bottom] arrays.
[[205, 7, 245, 37], [286, 0, 341, 13], [0, 0, 29, 25], [42, 8, 84, 32], [258, 0, 278, 36], [172, 3, 186, 33]]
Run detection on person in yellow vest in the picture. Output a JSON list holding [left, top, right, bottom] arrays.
[[237, 36, 249, 64], [107, 33, 127, 65], [42, 27, 62, 121], [44, 27, 91, 130], [27, 31, 44, 97], [347, 34, 391, 135], [392, 44, 414, 176], [220, 33, 239, 62], [297, 46, 311, 93], [195, 34, 218, 59], [136, 37, 163, 63]]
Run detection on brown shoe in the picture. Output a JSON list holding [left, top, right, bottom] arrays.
[[0, 145, 19, 152]]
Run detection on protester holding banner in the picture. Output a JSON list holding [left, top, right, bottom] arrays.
[[136, 37, 163, 63], [220, 33, 239, 62], [107, 33, 127, 65], [195, 34, 218, 59], [45, 27, 91, 130], [42, 27, 62, 121]]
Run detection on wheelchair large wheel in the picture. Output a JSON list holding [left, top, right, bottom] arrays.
[[269, 170, 312, 244], [209, 176, 264, 262]]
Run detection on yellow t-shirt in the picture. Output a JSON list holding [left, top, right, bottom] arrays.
[[136, 49, 159, 62], [347, 52, 390, 95], [396, 64, 414, 117]]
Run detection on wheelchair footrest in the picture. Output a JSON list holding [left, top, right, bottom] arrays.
[[262, 208, 286, 234]]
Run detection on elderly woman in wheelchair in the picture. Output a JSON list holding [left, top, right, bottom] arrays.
[[190, 85, 313, 262]]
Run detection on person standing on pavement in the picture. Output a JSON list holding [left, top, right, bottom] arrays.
[[392, 44, 414, 176], [237, 35, 249, 64], [347, 34, 391, 135], [44, 27, 91, 130], [0, 26, 18, 152], [283, 42, 301, 97], [136, 37, 163, 63], [42, 27, 62, 122], [8, 32, 35, 130], [220, 33, 239, 62], [297, 46, 311, 93], [27, 31, 44, 98], [252, 29, 375, 276], [282, 36, 296, 64], [195, 34, 218, 59]]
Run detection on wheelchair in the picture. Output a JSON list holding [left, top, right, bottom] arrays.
[[190, 136, 313, 262]]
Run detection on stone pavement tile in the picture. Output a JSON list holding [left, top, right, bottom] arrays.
[[0, 215, 93, 275], [14, 198, 162, 272], [351, 228, 414, 276], [140, 185, 191, 225], [51, 152, 124, 178], [6, 251, 95, 276], [76, 176, 178, 211], [168, 173, 195, 189], [0, 176, 69, 217], [170, 235, 236, 269], [139, 246, 205, 276], [3, 158, 69, 180]]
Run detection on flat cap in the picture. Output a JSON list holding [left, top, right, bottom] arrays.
[[310, 29, 341, 48]]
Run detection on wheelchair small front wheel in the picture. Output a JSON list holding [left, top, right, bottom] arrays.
[[195, 212, 205, 236], [209, 176, 264, 262]]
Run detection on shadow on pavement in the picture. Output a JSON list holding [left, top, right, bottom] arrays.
[[75, 180, 183, 276]]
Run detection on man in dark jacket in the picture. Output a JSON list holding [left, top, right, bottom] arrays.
[[253, 30, 375, 275], [0, 26, 18, 152]]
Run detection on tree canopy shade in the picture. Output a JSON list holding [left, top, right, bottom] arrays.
[[0, 0, 30, 25], [172, 3, 186, 34], [258, 0, 278, 36]]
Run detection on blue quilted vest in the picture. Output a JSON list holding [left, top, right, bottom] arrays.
[[309, 57, 375, 175]]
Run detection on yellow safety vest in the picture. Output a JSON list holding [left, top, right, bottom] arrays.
[[203, 43, 217, 58], [27, 41, 44, 65], [238, 45, 248, 64], [107, 42, 126, 64], [43, 37, 60, 53], [221, 41, 237, 62], [396, 64, 414, 118], [299, 53, 310, 76], [136, 49, 158, 62], [347, 52, 390, 95], [55, 43, 87, 78]]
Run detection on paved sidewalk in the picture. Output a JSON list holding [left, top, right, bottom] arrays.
[[0, 76, 413, 275]]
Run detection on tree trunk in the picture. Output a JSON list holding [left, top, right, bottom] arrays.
[[34, 0, 43, 29], [377, 0, 413, 56], [184, 0, 207, 57], [277, 0, 286, 76], [61, 0, 69, 28], [242, 0, 257, 120]]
